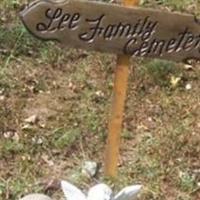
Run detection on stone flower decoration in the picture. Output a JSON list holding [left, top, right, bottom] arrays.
[[20, 181, 142, 200], [61, 181, 142, 200]]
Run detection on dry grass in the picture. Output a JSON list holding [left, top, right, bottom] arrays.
[[0, 0, 200, 199]]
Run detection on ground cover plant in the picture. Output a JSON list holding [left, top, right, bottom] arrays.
[[0, 0, 200, 199]]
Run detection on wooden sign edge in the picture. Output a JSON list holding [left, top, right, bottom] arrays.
[[19, 0, 200, 63]]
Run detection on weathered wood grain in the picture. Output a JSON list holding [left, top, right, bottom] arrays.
[[20, 0, 200, 62]]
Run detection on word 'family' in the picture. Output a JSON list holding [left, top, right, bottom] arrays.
[[20, 0, 200, 62], [36, 8, 200, 57]]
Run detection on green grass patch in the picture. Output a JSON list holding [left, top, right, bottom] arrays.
[[140, 59, 178, 87], [0, 139, 24, 158], [52, 128, 81, 149]]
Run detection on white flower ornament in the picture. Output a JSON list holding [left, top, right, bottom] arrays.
[[19, 181, 142, 200], [61, 181, 142, 200]]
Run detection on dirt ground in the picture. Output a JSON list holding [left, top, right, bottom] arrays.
[[0, 0, 200, 200]]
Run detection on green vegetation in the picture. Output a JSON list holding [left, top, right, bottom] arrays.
[[140, 59, 177, 87], [0, 0, 200, 199], [52, 128, 81, 149]]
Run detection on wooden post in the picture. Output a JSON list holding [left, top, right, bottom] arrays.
[[104, 0, 140, 177]]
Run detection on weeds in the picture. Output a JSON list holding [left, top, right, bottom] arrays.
[[139, 59, 178, 87], [52, 128, 81, 149], [0, 0, 200, 199]]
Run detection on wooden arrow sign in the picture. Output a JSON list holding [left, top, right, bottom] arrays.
[[20, 0, 200, 63]]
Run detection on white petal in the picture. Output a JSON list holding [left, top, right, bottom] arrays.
[[61, 181, 86, 200], [114, 185, 142, 200], [87, 184, 113, 200]]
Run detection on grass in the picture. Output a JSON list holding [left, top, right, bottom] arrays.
[[52, 128, 81, 149], [0, 0, 200, 199], [155, 0, 195, 10], [139, 59, 178, 87]]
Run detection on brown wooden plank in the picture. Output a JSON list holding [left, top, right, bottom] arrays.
[[104, 0, 140, 178], [20, 0, 200, 63]]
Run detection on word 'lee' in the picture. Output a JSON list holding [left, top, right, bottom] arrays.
[[20, 0, 200, 62]]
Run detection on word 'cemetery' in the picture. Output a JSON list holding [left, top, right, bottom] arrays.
[[20, 0, 200, 63]]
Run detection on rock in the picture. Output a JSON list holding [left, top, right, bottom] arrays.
[[184, 64, 193, 70], [95, 90, 104, 97], [20, 194, 52, 200], [0, 95, 5, 101], [21, 124, 33, 131], [81, 161, 98, 177], [3, 131, 14, 139], [32, 137, 43, 145], [3, 130, 19, 141], [185, 83, 192, 90], [24, 115, 38, 124]]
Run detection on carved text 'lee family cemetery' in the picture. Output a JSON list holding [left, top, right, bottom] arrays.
[[20, 0, 200, 62]]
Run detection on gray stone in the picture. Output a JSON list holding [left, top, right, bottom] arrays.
[[81, 161, 98, 177], [20, 194, 52, 200]]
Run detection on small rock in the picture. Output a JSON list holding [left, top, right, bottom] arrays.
[[32, 137, 43, 145], [38, 121, 46, 128], [0, 17, 6, 22], [22, 124, 33, 131], [3, 131, 14, 139], [3, 130, 19, 141], [0, 95, 5, 101], [24, 115, 38, 124], [21, 155, 31, 161], [148, 117, 153, 122], [73, 122, 78, 127], [184, 64, 193, 70], [185, 83, 192, 90], [82, 161, 98, 177], [95, 90, 104, 97], [179, 171, 184, 178], [193, 169, 200, 173], [68, 81, 77, 91]]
